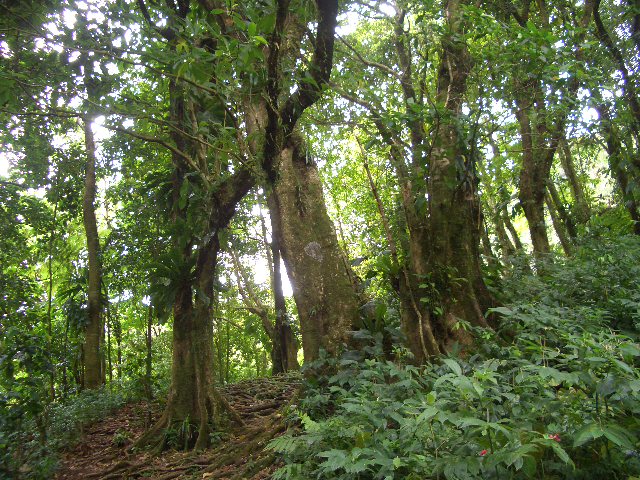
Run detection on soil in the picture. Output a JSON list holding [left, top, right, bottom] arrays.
[[55, 374, 301, 480]]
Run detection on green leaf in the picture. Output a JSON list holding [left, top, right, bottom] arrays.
[[443, 358, 462, 376], [488, 306, 513, 316], [549, 441, 574, 467], [602, 424, 636, 449], [612, 358, 635, 374], [178, 179, 190, 210], [416, 405, 438, 423], [253, 35, 268, 46], [573, 423, 604, 447]]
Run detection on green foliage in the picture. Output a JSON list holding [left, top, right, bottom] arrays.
[[46, 389, 126, 450], [0, 388, 125, 480], [501, 235, 640, 334], [270, 241, 640, 479]]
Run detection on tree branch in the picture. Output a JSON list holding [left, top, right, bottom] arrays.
[[280, 0, 340, 132]]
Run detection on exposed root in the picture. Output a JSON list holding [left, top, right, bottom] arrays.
[[56, 374, 301, 480]]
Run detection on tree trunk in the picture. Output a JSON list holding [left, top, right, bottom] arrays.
[[545, 192, 573, 255], [271, 135, 360, 362], [598, 104, 640, 234], [270, 229, 299, 373], [547, 181, 578, 240], [138, 236, 242, 451], [145, 304, 153, 401], [136, 78, 251, 450], [511, 0, 594, 256], [81, 113, 103, 390], [559, 138, 590, 224], [515, 95, 552, 257], [424, 0, 494, 352]]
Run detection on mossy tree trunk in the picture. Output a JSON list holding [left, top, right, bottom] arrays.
[[136, 73, 252, 450], [426, 0, 494, 351]]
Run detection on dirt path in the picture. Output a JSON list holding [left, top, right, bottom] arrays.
[[55, 375, 301, 480]]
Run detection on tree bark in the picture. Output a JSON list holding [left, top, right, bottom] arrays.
[[514, 91, 552, 256], [598, 104, 640, 234], [271, 135, 361, 362], [559, 138, 590, 224], [270, 221, 299, 373], [545, 192, 573, 255], [81, 112, 103, 390], [424, 0, 495, 352]]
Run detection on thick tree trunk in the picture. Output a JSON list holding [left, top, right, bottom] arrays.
[[424, 0, 494, 353], [82, 114, 103, 390], [137, 78, 251, 450], [271, 135, 360, 362], [138, 237, 242, 451], [515, 98, 552, 257]]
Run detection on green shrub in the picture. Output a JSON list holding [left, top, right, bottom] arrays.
[[270, 238, 640, 479], [0, 388, 126, 480]]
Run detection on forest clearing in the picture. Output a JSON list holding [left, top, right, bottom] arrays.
[[1, 0, 640, 478]]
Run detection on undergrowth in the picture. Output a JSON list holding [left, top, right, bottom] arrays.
[[269, 236, 640, 479], [0, 388, 126, 479]]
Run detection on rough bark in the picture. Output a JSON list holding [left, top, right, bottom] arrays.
[[425, 0, 495, 351], [257, 0, 356, 362], [271, 136, 360, 362]]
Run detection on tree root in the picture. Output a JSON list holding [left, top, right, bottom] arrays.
[[131, 387, 244, 453], [200, 417, 287, 476]]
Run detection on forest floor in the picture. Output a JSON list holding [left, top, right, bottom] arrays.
[[55, 375, 301, 480]]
